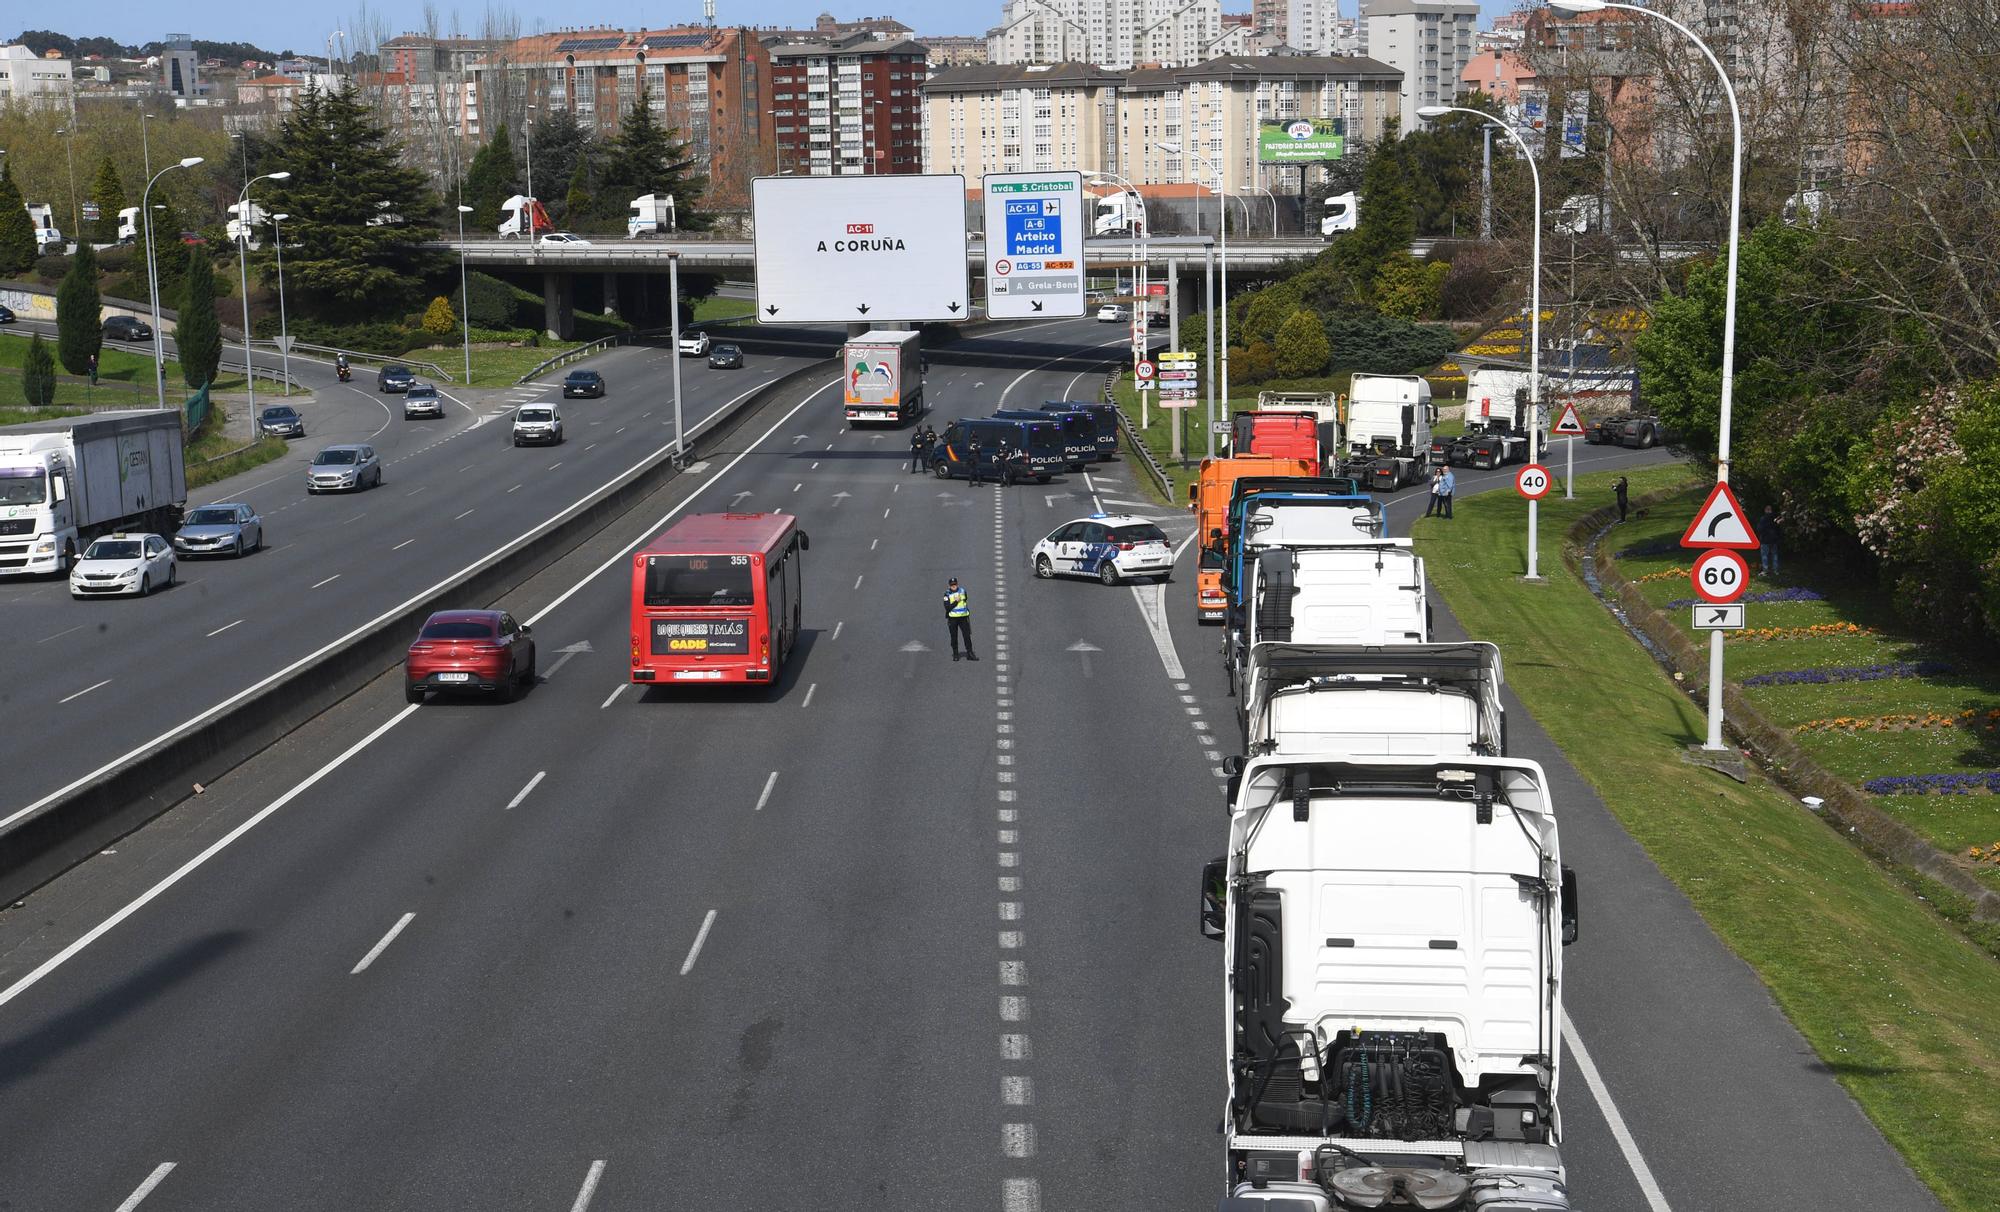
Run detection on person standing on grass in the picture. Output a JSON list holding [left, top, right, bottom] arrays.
[[1425, 469, 1446, 518], [1614, 475, 1629, 523], [1760, 505, 1782, 575], [1438, 467, 1457, 520]]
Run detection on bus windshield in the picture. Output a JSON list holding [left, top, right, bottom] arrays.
[[645, 555, 754, 607]]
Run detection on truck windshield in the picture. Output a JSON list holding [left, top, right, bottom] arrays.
[[0, 468, 46, 505], [645, 555, 754, 607]]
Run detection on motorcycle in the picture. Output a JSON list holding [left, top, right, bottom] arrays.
[[336, 363, 351, 383]]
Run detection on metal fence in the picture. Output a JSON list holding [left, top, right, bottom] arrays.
[[252, 339, 456, 384], [1107, 370, 1173, 501], [186, 384, 211, 432]]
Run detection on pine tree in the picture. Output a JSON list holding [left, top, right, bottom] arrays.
[[147, 196, 189, 305], [176, 243, 221, 389], [465, 121, 519, 233], [530, 109, 594, 213], [421, 295, 456, 337], [89, 155, 126, 246], [21, 332, 56, 406], [0, 162, 37, 275], [56, 240, 102, 376], [255, 81, 442, 314], [594, 88, 707, 230], [563, 160, 592, 226], [1273, 308, 1331, 379], [1333, 142, 1417, 296]]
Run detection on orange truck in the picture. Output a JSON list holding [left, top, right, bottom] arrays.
[[1188, 453, 1316, 622]]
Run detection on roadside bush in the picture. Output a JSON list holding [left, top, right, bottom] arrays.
[[421, 296, 456, 337], [1372, 253, 1449, 321], [452, 270, 533, 331], [285, 317, 423, 356], [1437, 248, 1507, 320], [1240, 282, 1304, 346], [1323, 310, 1456, 375], [31, 254, 68, 285], [20, 332, 55, 406], [1233, 341, 1277, 384], [1274, 308, 1332, 379]]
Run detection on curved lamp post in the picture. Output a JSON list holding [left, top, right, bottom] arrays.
[[143, 156, 204, 410], [236, 171, 291, 411]]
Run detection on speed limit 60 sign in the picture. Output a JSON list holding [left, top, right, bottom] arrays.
[[1515, 463, 1552, 500], [1691, 548, 1750, 603]]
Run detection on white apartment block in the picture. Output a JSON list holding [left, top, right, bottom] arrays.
[[923, 62, 1123, 177], [987, 0, 1224, 71], [0, 45, 74, 109], [1358, 0, 1478, 135]]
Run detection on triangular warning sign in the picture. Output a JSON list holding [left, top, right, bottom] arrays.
[[1679, 481, 1760, 550], [1552, 401, 1586, 437]]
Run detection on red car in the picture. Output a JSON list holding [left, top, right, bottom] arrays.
[[405, 609, 537, 703]]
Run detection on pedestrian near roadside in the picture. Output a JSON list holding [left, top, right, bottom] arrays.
[[1437, 467, 1456, 520], [909, 428, 928, 474], [1614, 475, 1629, 523], [87, 351, 98, 386], [1760, 505, 1782, 575], [966, 434, 985, 485], [943, 577, 976, 661], [1424, 470, 1445, 518]]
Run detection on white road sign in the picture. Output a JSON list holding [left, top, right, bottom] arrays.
[[753, 175, 969, 324], [1691, 602, 1745, 630], [982, 171, 1085, 319]]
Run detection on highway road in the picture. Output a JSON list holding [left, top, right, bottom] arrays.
[[0, 321, 1940, 1211]]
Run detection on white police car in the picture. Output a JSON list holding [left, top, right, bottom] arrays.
[[1031, 513, 1175, 585]]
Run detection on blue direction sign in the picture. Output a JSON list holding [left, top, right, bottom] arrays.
[[982, 171, 1084, 319]]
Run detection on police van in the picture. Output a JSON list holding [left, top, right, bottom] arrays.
[[1040, 401, 1120, 461], [929, 418, 1065, 484], [994, 408, 1093, 471]]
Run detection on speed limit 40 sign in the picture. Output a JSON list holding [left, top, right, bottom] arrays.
[[1515, 463, 1552, 500], [1691, 548, 1750, 603]]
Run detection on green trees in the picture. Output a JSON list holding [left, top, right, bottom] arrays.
[[256, 82, 441, 314], [175, 243, 221, 389], [421, 295, 456, 337], [464, 122, 519, 232], [56, 240, 102, 376], [1274, 308, 1332, 379], [564, 160, 592, 226], [88, 156, 126, 246], [0, 162, 37, 275], [592, 88, 706, 230], [1332, 144, 1416, 299], [531, 109, 595, 216], [20, 332, 55, 406]]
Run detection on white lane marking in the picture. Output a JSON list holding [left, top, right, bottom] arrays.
[[832, 620, 844, 641], [58, 679, 112, 705], [1563, 1013, 1675, 1212], [547, 461, 563, 470], [600, 683, 628, 709], [754, 771, 779, 812], [393, 539, 415, 551], [507, 484, 522, 493], [679, 909, 718, 975], [310, 574, 340, 589], [406, 486, 428, 496], [527, 378, 839, 627], [883, 507, 891, 519], [1002, 1178, 1041, 1212], [506, 771, 546, 810], [1002, 1075, 1034, 1104], [1001, 1123, 1036, 1157], [1000, 960, 1025, 984], [350, 911, 416, 974], [870, 538, 878, 550], [37, 623, 86, 644], [1001, 1034, 1030, 1059], [568, 1160, 608, 1212], [801, 683, 818, 708], [792, 482, 802, 492], [999, 902, 1021, 920], [454, 508, 475, 520], [0, 705, 420, 1010], [206, 619, 243, 638], [999, 931, 1023, 948], [853, 574, 864, 590], [584, 443, 597, 451], [114, 1163, 176, 1212], [1000, 995, 1028, 1021], [997, 333, 1130, 405]]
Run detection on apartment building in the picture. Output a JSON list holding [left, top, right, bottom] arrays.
[[379, 34, 507, 139], [924, 36, 991, 68], [922, 62, 1124, 178], [1357, 0, 1478, 134], [0, 45, 73, 109], [769, 37, 929, 175], [987, 0, 1224, 71]]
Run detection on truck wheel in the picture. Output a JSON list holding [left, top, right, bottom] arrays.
[[1639, 425, 1657, 449], [1035, 554, 1055, 579], [57, 540, 75, 576], [1097, 560, 1119, 586]]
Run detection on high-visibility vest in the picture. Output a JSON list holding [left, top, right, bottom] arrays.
[[945, 589, 970, 617]]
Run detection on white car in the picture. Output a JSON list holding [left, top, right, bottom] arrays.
[[69, 533, 176, 598], [1096, 304, 1127, 323], [1031, 513, 1175, 585], [512, 403, 564, 446], [537, 232, 592, 248], [678, 330, 712, 357]]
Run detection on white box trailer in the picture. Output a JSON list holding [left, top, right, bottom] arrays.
[[1232, 540, 1429, 721], [0, 409, 186, 575], [842, 330, 925, 425], [1238, 641, 1506, 758]]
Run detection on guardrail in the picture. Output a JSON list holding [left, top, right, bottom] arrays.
[[1107, 370, 1174, 502], [514, 331, 648, 384], [255, 340, 456, 384], [0, 349, 840, 903]]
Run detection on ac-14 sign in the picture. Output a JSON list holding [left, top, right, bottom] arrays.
[[983, 171, 1085, 318]]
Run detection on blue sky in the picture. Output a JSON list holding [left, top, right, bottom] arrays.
[[20, 2, 1518, 53]]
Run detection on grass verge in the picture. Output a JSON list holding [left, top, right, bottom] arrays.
[[0, 405, 88, 425], [187, 435, 287, 491], [1412, 466, 2000, 1210], [692, 296, 753, 324]]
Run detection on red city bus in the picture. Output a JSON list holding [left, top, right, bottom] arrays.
[[629, 512, 810, 686]]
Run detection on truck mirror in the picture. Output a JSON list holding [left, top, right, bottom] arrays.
[[798, 532, 811, 552], [1199, 858, 1226, 940], [1222, 755, 1245, 777], [1560, 866, 1579, 946]]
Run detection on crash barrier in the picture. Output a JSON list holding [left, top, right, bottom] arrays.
[[269, 340, 457, 384], [1110, 373, 1173, 502], [1572, 491, 2000, 923], [0, 355, 842, 904]]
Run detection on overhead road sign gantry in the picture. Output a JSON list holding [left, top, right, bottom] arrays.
[[752, 174, 970, 323], [982, 171, 1086, 319]]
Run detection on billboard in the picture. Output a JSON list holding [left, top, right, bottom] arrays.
[[982, 170, 1086, 319], [1257, 117, 1346, 163], [1560, 93, 1590, 159], [752, 174, 970, 324]]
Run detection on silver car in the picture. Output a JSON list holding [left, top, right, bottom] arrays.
[[307, 444, 383, 493], [173, 502, 264, 557], [403, 383, 445, 419]]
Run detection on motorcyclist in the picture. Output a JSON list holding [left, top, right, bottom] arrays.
[[335, 353, 351, 382]]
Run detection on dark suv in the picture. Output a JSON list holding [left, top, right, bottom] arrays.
[[563, 369, 605, 398], [378, 364, 415, 393], [102, 315, 153, 341]]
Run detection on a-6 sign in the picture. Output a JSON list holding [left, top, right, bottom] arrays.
[[1690, 548, 1750, 603]]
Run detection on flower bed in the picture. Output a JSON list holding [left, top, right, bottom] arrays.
[[1798, 709, 2000, 734], [1865, 772, 2000, 795], [1743, 661, 1954, 687], [1731, 622, 1879, 642], [1665, 586, 1826, 608]]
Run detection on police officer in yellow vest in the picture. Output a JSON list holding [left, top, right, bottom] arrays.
[[943, 577, 977, 661]]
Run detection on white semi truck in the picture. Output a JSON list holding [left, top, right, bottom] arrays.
[[1238, 641, 1506, 760], [25, 202, 63, 254], [841, 330, 925, 426], [627, 193, 676, 237], [1093, 191, 1144, 237], [1231, 540, 1430, 722], [1201, 752, 1577, 1212], [0, 409, 187, 576], [499, 195, 552, 239], [1436, 367, 1535, 470], [1321, 191, 1358, 238], [1345, 373, 1436, 491]]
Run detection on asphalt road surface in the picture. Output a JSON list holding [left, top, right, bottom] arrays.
[[0, 321, 1940, 1211]]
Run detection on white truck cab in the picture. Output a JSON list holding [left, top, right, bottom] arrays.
[[1203, 754, 1576, 1212], [1233, 539, 1428, 700], [1238, 641, 1505, 760], [1346, 374, 1436, 491]]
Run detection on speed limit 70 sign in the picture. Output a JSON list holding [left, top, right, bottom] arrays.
[[1691, 548, 1750, 603], [1515, 463, 1552, 500]]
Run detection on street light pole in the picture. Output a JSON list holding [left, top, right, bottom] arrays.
[[1160, 141, 1229, 455], [457, 203, 474, 386], [1418, 105, 1541, 579], [142, 157, 204, 411], [668, 251, 686, 465], [236, 170, 291, 413], [55, 125, 78, 235], [271, 213, 292, 396], [1552, 0, 1743, 749], [1090, 169, 1152, 400]]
